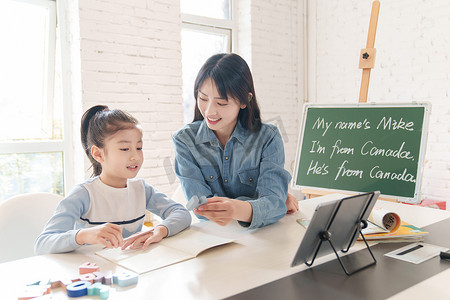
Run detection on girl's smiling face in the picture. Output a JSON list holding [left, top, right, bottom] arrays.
[[197, 78, 246, 145], [93, 126, 143, 188]]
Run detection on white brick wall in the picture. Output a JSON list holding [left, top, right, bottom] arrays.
[[73, 0, 448, 207], [310, 0, 450, 205], [245, 0, 302, 179], [74, 0, 304, 198], [77, 0, 184, 195]]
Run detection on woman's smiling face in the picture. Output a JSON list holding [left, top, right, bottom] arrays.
[[197, 78, 246, 142]]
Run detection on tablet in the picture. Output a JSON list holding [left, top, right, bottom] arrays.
[[291, 191, 380, 267]]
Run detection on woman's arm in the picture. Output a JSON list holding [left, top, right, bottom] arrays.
[[195, 126, 292, 228], [247, 127, 292, 227], [194, 196, 253, 226], [173, 134, 215, 209], [286, 193, 299, 214]]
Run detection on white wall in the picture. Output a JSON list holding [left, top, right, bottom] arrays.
[[74, 0, 304, 197], [72, 0, 448, 206], [246, 0, 303, 178], [236, 0, 303, 199], [76, 0, 185, 194], [308, 0, 450, 206]]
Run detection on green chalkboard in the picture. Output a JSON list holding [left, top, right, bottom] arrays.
[[293, 103, 430, 203]]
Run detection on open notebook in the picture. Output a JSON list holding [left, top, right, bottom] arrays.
[[96, 226, 234, 274]]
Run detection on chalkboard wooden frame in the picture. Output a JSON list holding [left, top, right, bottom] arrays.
[[292, 103, 430, 204]]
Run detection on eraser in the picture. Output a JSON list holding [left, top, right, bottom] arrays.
[[186, 195, 199, 210], [199, 196, 207, 205], [186, 195, 208, 210]]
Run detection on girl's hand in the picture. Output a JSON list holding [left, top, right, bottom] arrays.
[[76, 223, 123, 248], [194, 197, 253, 226], [121, 225, 169, 250], [286, 193, 299, 214]]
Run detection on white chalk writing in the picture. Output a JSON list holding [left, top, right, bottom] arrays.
[[377, 117, 414, 131]]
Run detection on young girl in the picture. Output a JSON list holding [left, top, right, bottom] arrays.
[[172, 53, 298, 229], [35, 105, 191, 254]]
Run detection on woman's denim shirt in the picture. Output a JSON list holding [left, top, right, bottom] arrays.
[[172, 120, 292, 229]]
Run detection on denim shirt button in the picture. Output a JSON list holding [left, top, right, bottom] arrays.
[[249, 178, 253, 182], [225, 156, 229, 160], [210, 175, 214, 179], [224, 179, 228, 183]]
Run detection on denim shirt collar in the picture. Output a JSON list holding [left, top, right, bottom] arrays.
[[195, 119, 247, 146]]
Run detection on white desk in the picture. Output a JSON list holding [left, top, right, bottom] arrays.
[[1, 196, 449, 300]]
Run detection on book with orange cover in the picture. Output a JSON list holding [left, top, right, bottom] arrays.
[[359, 220, 428, 242]]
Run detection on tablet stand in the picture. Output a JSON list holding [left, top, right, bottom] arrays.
[[305, 219, 377, 276]]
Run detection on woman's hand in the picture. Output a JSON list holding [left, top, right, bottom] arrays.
[[286, 193, 299, 214], [121, 225, 169, 250], [194, 197, 253, 226], [76, 223, 123, 248]]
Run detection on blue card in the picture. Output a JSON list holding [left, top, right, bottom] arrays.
[[186, 195, 207, 211]]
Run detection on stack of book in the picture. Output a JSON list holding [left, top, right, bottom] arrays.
[[359, 207, 428, 243]]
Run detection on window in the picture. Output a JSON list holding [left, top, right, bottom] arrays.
[[181, 0, 235, 123], [0, 0, 70, 201]]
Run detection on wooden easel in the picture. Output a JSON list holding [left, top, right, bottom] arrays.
[[302, 1, 395, 202], [359, 0, 380, 103]]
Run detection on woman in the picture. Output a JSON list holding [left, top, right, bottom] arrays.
[[173, 53, 298, 229]]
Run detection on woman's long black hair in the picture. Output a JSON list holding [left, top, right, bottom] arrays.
[[192, 53, 262, 132]]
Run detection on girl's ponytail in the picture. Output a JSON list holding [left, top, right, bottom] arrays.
[[80, 105, 109, 176]]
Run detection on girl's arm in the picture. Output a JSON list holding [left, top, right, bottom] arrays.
[[34, 185, 90, 255], [144, 182, 191, 237], [118, 180, 191, 251], [75, 222, 123, 248]]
